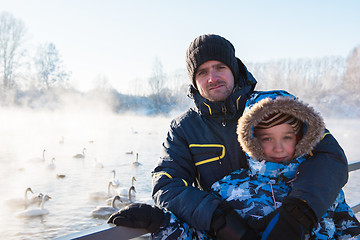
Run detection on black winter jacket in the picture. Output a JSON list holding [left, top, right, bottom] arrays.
[[151, 59, 348, 231]]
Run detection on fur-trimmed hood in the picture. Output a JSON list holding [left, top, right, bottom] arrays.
[[237, 90, 325, 161]]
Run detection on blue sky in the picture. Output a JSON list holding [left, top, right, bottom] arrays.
[[2, 0, 360, 92]]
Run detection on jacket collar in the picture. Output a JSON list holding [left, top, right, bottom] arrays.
[[188, 85, 246, 117], [248, 156, 306, 179]]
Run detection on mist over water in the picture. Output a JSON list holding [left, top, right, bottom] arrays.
[[0, 105, 359, 239], [0, 105, 173, 239]]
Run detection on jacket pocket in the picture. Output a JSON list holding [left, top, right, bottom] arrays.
[[189, 144, 225, 166]]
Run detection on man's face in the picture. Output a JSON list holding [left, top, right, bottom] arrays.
[[194, 60, 234, 102]]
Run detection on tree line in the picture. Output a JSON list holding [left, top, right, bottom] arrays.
[[1, 11, 359, 117]]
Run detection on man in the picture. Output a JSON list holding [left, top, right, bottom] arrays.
[[107, 34, 348, 239], [151, 34, 348, 239]]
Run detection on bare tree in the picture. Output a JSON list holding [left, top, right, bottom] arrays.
[[148, 57, 166, 111], [148, 57, 165, 96], [343, 45, 360, 93], [34, 42, 70, 89], [93, 74, 112, 91], [0, 12, 27, 91]]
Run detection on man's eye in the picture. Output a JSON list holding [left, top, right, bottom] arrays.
[[197, 70, 206, 76]]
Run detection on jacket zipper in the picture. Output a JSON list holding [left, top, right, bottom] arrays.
[[221, 105, 227, 127]]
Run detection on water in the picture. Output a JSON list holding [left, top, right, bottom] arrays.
[[0, 109, 359, 240], [0, 108, 172, 239]]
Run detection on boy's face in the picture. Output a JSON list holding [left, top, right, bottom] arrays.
[[255, 123, 297, 163]]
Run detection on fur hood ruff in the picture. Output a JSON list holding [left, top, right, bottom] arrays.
[[237, 90, 325, 161]]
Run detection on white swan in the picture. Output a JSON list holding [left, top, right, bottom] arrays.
[[73, 148, 86, 158], [110, 170, 120, 188], [17, 195, 51, 218], [108, 185, 137, 206], [88, 181, 116, 201], [91, 195, 122, 219], [118, 176, 136, 197], [132, 153, 142, 166], [28, 149, 46, 163], [93, 158, 104, 169], [119, 186, 136, 205], [45, 157, 56, 170], [5, 187, 34, 209], [28, 193, 44, 207]]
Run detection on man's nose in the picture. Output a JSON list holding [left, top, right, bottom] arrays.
[[208, 70, 218, 82]]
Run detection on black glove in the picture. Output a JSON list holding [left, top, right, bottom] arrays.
[[107, 203, 165, 233], [248, 197, 317, 240], [211, 201, 259, 240]]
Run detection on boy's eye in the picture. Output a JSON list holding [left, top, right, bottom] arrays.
[[261, 137, 271, 142], [284, 135, 295, 140]]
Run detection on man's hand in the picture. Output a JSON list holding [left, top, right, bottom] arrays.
[[211, 201, 259, 240], [107, 203, 165, 233]]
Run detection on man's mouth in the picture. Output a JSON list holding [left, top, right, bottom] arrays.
[[209, 84, 224, 90]]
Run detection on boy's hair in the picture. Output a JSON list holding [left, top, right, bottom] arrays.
[[255, 112, 303, 136]]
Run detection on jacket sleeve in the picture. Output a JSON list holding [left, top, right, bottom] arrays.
[[152, 120, 222, 231], [288, 129, 349, 220]]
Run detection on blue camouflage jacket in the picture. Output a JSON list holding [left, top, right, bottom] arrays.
[[153, 157, 359, 239]]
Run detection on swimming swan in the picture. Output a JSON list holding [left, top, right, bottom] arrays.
[[118, 176, 136, 197], [28, 149, 46, 163], [93, 158, 104, 169], [88, 181, 116, 201], [45, 157, 56, 170], [131, 153, 142, 166], [91, 195, 122, 219], [17, 195, 51, 218], [73, 148, 86, 158], [5, 187, 35, 209], [118, 186, 136, 205], [110, 170, 120, 188], [59, 136, 64, 144]]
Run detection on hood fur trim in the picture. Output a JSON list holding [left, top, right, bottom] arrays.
[[237, 95, 325, 161]]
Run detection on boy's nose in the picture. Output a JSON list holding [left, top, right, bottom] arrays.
[[273, 141, 283, 152]]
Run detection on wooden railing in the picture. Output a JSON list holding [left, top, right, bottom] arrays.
[[54, 161, 360, 240]]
